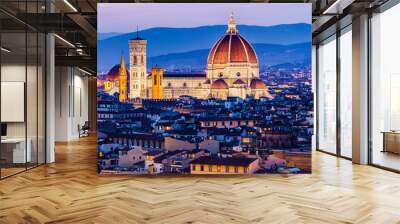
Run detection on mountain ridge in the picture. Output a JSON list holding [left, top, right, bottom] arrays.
[[146, 42, 311, 72], [98, 24, 311, 72]]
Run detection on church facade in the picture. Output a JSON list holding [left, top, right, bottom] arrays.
[[108, 14, 272, 101]]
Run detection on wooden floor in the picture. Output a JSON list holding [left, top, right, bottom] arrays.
[[1, 136, 400, 224], [372, 150, 400, 171]]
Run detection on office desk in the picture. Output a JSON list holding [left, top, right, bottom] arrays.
[[1, 138, 31, 163], [382, 131, 400, 154]]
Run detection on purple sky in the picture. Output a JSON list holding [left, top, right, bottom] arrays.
[[98, 3, 311, 33]]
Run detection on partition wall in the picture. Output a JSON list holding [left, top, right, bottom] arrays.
[[0, 1, 47, 179]]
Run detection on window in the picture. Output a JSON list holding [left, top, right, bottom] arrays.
[[183, 82, 187, 88], [200, 165, 204, 171], [225, 166, 230, 173], [133, 156, 136, 160], [141, 55, 144, 64], [234, 167, 238, 173], [154, 77, 157, 85], [317, 35, 337, 154], [370, 4, 400, 171], [209, 166, 212, 172], [219, 72, 223, 77], [192, 165, 196, 171], [236, 72, 241, 77], [198, 83, 202, 87], [339, 26, 352, 158], [168, 83, 172, 87], [244, 167, 248, 173], [134, 56, 137, 65]]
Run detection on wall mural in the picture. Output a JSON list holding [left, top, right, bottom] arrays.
[[97, 3, 313, 175]]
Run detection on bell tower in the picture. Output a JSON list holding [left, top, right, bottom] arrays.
[[129, 28, 147, 99], [151, 68, 164, 99]]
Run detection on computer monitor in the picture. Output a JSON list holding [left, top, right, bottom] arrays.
[[1, 123, 7, 137]]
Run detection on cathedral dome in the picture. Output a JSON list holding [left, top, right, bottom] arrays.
[[211, 79, 229, 89], [207, 14, 258, 65], [106, 64, 129, 81], [250, 78, 267, 89]]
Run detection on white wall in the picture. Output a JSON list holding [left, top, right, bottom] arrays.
[[1, 64, 26, 138], [54, 67, 89, 141], [1, 63, 46, 164]]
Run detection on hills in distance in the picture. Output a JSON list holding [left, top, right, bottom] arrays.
[[98, 23, 311, 72]]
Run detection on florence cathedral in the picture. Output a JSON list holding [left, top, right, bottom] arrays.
[[103, 14, 272, 101]]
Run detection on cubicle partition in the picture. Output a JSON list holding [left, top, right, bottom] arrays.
[[0, 1, 46, 179]]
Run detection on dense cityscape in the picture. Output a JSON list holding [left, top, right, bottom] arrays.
[[97, 64, 313, 174], [97, 14, 312, 175]]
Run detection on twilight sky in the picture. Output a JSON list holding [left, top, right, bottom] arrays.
[[98, 3, 311, 33]]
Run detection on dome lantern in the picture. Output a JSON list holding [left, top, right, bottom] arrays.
[[227, 12, 238, 34]]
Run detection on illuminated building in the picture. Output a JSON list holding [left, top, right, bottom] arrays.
[[103, 58, 129, 96], [207, 13, 271, 99], [129, 34, 147, 99], [119, 54, 128, 102], [190, 156, 260, 174], [151, 68, 164, 99], [126, 14, 273, 100]]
